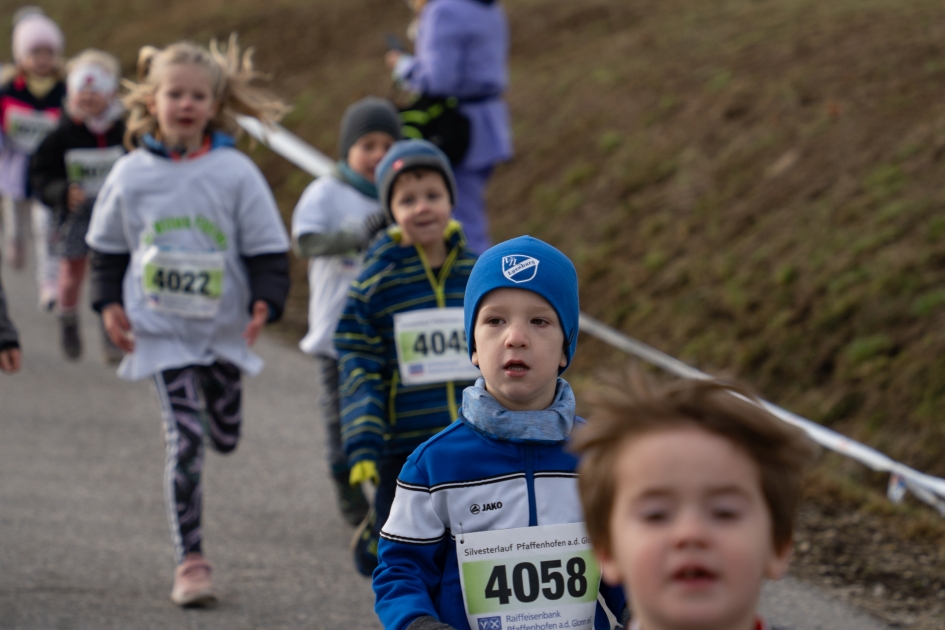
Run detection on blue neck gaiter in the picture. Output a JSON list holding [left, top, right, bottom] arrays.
[[461, 378, 576, 444], [336, 160, 378, 200]]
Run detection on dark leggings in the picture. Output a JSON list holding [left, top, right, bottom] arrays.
[[153, 361, 242, 564], [313, 355, 346, 473]]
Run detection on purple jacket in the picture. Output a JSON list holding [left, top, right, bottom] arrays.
[[394, 0, 513, 170]]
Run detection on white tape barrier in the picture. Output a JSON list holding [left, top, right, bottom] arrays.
[[238, 117, 945, 517], [578, 314, 945, 516], [238, 115, 336, 177]]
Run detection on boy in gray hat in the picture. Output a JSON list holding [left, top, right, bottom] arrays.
[[291, 96, 401, 526]]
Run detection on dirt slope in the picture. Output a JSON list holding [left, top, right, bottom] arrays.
[[1, 0, 943, 625]]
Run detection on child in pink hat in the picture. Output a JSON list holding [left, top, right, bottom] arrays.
[[0, 9, 66, 310]]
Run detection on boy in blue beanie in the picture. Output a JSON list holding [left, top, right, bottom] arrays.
[[292, 97, 401, 527], [334, 139, 479, 576], [373, 236, 627, 630]]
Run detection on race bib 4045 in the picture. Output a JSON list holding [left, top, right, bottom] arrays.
[[457, 523, 601, 630], [394, 307, 481, 385], [140, 247, 224, 319]]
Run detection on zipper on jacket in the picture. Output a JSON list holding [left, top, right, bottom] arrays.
[[525, 445, 537, 527], [415, 236, 462, 421]]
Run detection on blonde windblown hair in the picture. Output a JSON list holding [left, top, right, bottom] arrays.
[[122, 34, 288, 150]]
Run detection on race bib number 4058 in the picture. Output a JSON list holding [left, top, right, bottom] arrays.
[[394, 307, 480, 385], [457, 523, 601, 630], [141, 247, 224, 319]]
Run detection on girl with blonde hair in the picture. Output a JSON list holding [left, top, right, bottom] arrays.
[[85, 35, 290, 606]]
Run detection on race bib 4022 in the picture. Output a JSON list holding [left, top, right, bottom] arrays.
[[140, 246, 224, 319]]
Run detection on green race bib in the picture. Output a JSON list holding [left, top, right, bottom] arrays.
[[65, 146, 123, 196], [457, 523, 601, 630], [141, 246, 224, 319], [5, 109, 57, 153], [394, 307, 480, 385]]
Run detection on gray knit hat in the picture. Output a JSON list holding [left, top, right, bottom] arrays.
[[337, 97, 402, 159], [374, 139, 457, 222]]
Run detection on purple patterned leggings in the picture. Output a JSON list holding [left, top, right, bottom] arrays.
[[152, 361, 242, 564]]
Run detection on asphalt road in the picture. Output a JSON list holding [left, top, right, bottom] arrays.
[[0, 257, 890, 630]]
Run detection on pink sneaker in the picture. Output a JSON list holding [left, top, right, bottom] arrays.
[[170, 553, 217, 606]]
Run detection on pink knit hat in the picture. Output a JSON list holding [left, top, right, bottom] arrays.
[[12, 14, 64, 63]]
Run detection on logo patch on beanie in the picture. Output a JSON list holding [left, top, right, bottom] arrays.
[[502, 255, 539, 283]]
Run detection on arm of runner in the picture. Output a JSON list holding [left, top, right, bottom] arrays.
[[243, 252, 289, 324], [67, 184, 87, 212], [0, 347, 21, 373], [294, 231, 365, 258], [335, 282, 389, 472], [242, 300, 269, 347], [374, 458, 450, 630], [101, 302, 134, 353], [29, 130, 70, 213]]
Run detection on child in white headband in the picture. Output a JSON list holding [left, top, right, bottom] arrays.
[[30, 50, 125, 361]]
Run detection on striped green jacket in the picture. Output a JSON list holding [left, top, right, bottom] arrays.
[[334, 221, 478, 466]]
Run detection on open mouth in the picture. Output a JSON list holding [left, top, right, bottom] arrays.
[[671, 565, 718, 585], [503, 359, 529, 375]]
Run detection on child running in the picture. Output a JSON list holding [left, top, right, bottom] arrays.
[[0, 9, 66, 309], [85, 36, 290, 606], [571, 373, 817, 630], [291, 96, 401, 526], [334, 139, 479, 576], [373, 236, 627, 630], [31, 49, 125, 361]]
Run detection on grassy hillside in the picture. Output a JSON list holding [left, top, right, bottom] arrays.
[[3, 0, 944, 624]]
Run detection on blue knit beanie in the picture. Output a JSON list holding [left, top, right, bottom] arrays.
[[464, 236, 580, 373], [374, 139, 457, 221]]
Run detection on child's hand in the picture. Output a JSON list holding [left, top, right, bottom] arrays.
[[242, 300, 269, 347], [102, 303, 134, 353], [67, 184, 87, 212], [0, 347, 21, 373], [385, 50, 402, 70], [350, 460, 380, 486]]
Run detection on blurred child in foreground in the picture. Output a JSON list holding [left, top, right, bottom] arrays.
[[571, 372, 817, 630]]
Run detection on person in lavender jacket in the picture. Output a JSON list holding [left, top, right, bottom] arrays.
[[386, 0, 512, 255]]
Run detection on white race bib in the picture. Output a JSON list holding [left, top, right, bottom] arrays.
[[5, 108, 58, 153], [456, 522, 601, 630], [65, 146, 123, 196], [394, 307, 480, 385], [140, 246, 225, 319]]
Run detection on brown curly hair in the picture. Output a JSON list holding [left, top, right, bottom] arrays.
[[570, 368, 817, 556]]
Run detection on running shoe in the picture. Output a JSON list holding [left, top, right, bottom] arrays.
[[60, 314, 82, 360], [170, 553, 217, 606], [332, 466, 370, 526]]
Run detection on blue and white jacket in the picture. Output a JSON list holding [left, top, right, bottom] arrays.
[[374, 379, 627, 630]]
